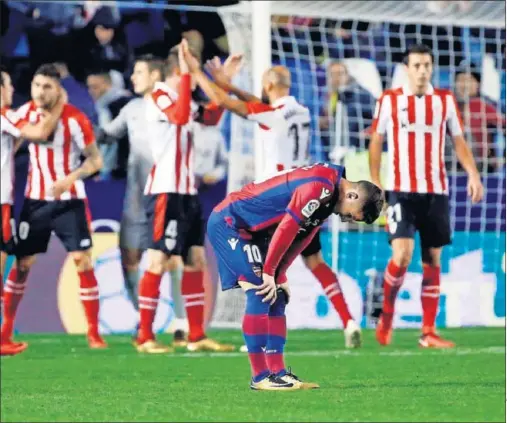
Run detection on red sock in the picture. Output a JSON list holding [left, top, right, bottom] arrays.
[[421, 265, 440, 334], [1, 267, 28, 342], [78, 270, 100, 334], [382, 260, 407, 325], [312, 263, 352, 326], [138, 271, 162, 343], [182, 270, 205, 342]]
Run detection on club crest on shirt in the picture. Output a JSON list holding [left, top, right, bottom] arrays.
[[319, 188, 331, 200], [301, 199, 320, 218]]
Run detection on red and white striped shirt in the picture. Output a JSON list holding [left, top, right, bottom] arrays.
[[12, 102, 95, 201], [372, 84, 464, 195], [1, 108, 21, 205], [144, 78, 196, 195]]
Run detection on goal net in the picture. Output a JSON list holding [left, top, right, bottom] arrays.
[[211, 0, 506, 329]]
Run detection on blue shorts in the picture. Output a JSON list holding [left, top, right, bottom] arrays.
[[207, 211, 269, 291]]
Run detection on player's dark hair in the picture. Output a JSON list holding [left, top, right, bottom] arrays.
[[403, 44, 434, 65], [165, 52, 180, 78], [34, 63, 61, 82], [0, 65, 8, 86], [135, 54, 166, 79], [357, 181, 384, 224], [86, 69, 113, 84]]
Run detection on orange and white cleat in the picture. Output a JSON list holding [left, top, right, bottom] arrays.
[[0, 341, 28, 356], [376, 313, 393, 346], [419, 332, 455, 349], [87, 331, 108, 349]]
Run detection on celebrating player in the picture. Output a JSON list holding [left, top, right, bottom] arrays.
[[369, 44, 484, 348], [207, 163, 383, 390], [0, 66, 64, 355], [133, 40, 234, 353], [1, 64, 107, 350], [189, 52, 362, 347]]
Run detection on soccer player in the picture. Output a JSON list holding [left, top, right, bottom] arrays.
[[369, 44, 484, 348], [207, 162, 383, 390], [195, 54, 362, 347], [1, 64, 107, 349], [0, 66, 64, 355], [134, 40, 234, 353]]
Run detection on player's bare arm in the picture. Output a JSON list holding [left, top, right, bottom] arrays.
[[205, 55, 261, 104], [18, 89, 66, 145], [182, 45, 250, 117], [50, 143, 103, 197], [368, 132, 384, 188], [453, 134, 484, 203]]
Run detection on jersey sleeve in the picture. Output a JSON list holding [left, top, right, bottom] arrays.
[[446, 92, 465, 137], [103, 103, 128, 138], [71, 111, 96, 150], [286, 180, 334, 224], [371, 93, 391, 135], [0, 114, 21, 138], [195, 102, 225, 126], [151, 76, 191, 125], [246, 102, 288, 132]]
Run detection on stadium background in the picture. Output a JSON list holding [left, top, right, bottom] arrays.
[[1, 0, 505, 334]]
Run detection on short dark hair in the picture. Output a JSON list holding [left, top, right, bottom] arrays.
[[357, 181, 384, 224], [135, 54, 166, 79], [164, 52, 180, 78], [403, 44, 434, 65], [34, 63, 61, 82], [0, 65, 8, 86], [86, 69, 112, 84]]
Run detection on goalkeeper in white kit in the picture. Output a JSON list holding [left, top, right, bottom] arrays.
[[191, 52, 362, 348]]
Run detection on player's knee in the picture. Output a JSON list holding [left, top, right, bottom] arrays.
[[167, 255, 183, 272], [17, 255, 36, 274], [392, 246, 413, 267], [72, 251, 93, 271], [146, 250, 168, 275], [421, 248, 441, 267], [192, 252, 207, 272], [120, 248, 141, 271], [302, 253, 323, 271]]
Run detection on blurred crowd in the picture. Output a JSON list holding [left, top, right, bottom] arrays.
[[1, 0, 505, 179]]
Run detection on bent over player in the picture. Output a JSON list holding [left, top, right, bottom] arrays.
[[369, 44, 484, 348], [208, 163, 383, 390], [188, 51, 362, 348], [1, 64, 106, 349]]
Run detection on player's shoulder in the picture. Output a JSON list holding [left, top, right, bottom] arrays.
[[380, 87, 404, 98], [152, 82, 175, 109], [433, 88, 454, 98], [63, 103, 89, 120]]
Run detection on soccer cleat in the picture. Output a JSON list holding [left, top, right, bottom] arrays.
[[187, 337, 235, 352], [135, 339, 174, 354], [376, 313, 393, 346], [281, 367, 320, 390], [250, 374, 299, 391], [419, 332, 455, 349], [87, 332, 108, 349], [173, 330, 188, 348], [0, 341, 28, 356], [344, 320, 362, 348]]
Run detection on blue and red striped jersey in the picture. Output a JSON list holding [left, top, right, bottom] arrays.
[[214, 163, 346, 276]]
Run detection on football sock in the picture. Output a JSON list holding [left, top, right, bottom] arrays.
[[421, 265, 440, 333], [170, 266, 186, 319], [138, 271, 162, 343], [243, 289, 270, 382], [123, 268, 140, 311], [382, 260, 407, 325], [1, 267, 28, 342], [182, 270, 206, 342], [78, 270, 100, 334], [312, 263, 353, 326], [266, 291, 287, 377]]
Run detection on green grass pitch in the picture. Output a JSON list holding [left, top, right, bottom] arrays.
[[1, 328, 505, 422]]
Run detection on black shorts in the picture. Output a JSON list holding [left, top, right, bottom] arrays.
[[144, 193, 204, 258], [385, 191, 451, 249], [16, 199, 93, 257], [300, 228, 322, 257], [1, 204, 17, 254]]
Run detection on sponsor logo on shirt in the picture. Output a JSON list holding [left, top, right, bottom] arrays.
[[228, 238, 239, 250], [319, 188, 331, 200], [301, 199, 320, 218]]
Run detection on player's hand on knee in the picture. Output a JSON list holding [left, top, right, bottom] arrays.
[[256, 273, 277, 305]]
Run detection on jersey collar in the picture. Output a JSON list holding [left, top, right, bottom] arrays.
[[402, 83, 434, 96], [271, 96, 294, 108]]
